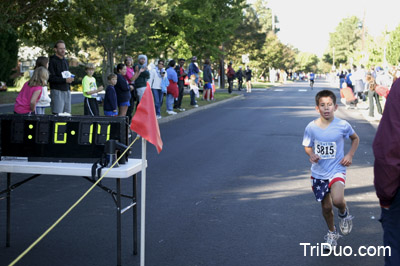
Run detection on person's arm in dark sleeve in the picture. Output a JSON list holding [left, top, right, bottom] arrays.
[[373, 79, 400, 208], [144, 70, 150, 80]]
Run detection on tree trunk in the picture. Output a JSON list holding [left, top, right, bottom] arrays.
[[101, 47, 114, 87], [219, 44, 225, 89]]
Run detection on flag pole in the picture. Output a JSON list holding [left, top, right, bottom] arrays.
[[140, 138, 147, 266]]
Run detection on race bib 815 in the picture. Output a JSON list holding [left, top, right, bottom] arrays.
[[315, 140, 336, 159]]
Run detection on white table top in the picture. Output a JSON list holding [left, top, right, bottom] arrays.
[[0, 159, 146, 178]]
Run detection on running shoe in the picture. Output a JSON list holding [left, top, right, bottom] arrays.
[[323, 230, 341, 250], [339, 208, 354, 235]]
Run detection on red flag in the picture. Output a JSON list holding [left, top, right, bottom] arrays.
[[130, 83, 163, 153]]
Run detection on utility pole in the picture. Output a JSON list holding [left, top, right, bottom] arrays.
[[271, 9, 275, 33]]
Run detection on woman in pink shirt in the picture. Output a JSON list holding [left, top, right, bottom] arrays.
[[124, 56, 139, 120], [14, 66, 49, 114]]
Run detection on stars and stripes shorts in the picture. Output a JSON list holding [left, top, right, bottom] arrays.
[[311, 173, 346, 202]]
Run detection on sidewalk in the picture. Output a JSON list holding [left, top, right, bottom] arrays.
[[327, 80, 383, 126], [158, 93, 244, 124]]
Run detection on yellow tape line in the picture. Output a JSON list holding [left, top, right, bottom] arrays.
[[9, 136, 140, 266]]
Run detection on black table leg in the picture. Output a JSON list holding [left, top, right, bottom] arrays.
[[117, 178, 121, 266], [6, 173, 11, 247]]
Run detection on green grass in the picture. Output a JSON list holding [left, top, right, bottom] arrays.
[[0, 91, 20, 105], [41, 91, 237, 116]]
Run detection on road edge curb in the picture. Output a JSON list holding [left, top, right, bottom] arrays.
[[158, 94, 244, 124]]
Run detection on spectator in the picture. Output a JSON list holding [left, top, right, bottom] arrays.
[[134, 55, 150, 102], [338, 71, 346, 90], [245, 66, 252, 93], [160, 68, 169, 112], [174, 58, 187, 111], [104, 73, 118, 117], [340, 82, 358, 109], [30, 57, 51, 114], [226, 62, 235, 93], [124, 56, 139, 121], [82, 63, 103, 116], [188, 56, 199, 107], [48, 40, 74, 114], [203, 59, 213, 101], [14, 67, 49, 114], [189, 74, 200, 100], [373, 78, 400, 266], [236, 66, 243, 91], [114, 63, 131, 117], [366, 73, 382, 118], [166, 60, 179, 115], [353, 65, 366, 101], [375, 67, 392, 99], [149, 59, 169, 119], [345, 69, 353, 90]]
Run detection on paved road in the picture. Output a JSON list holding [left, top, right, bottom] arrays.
[[0, 80, 384, 266]]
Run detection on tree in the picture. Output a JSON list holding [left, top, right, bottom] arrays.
[[166, 0, 246, 88], [0, 30, 19, 84], [295, 52, 319, 73], [224, 5, 266, 66], [387, 24, 400, 65], [0, 0, 58, 83], [366, 35, 385, 67], [324, 16, 362, 67]]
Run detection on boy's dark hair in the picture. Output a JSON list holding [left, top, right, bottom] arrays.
[[107, 73, 117, 80], [54, 40, 65, 48], [168, 60, 176, 68], [115, 63, 125, 74], [315, 90, 336, 106]]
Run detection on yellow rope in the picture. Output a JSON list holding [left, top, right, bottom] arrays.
[[8, 136, 140, 266]]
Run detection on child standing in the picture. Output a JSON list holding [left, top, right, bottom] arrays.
[[302, 90, 359, 249], [14, 67, 49, 114], [104, 73, 118, 116], [189, 74, 200, 101], [159, 68, 169, 118], [82, 63, 103, 116], [166, 60, 179, 115], [29, 57, 51, 114]]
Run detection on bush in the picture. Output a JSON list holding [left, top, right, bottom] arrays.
[[13, 72, 29, 90]]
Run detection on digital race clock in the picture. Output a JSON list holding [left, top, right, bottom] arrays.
[[0, 114, 129, 163]]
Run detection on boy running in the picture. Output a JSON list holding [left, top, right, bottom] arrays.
[[302, 90, 359, 249]]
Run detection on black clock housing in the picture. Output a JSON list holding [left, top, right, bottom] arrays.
[[0, 114, 129, 163]]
